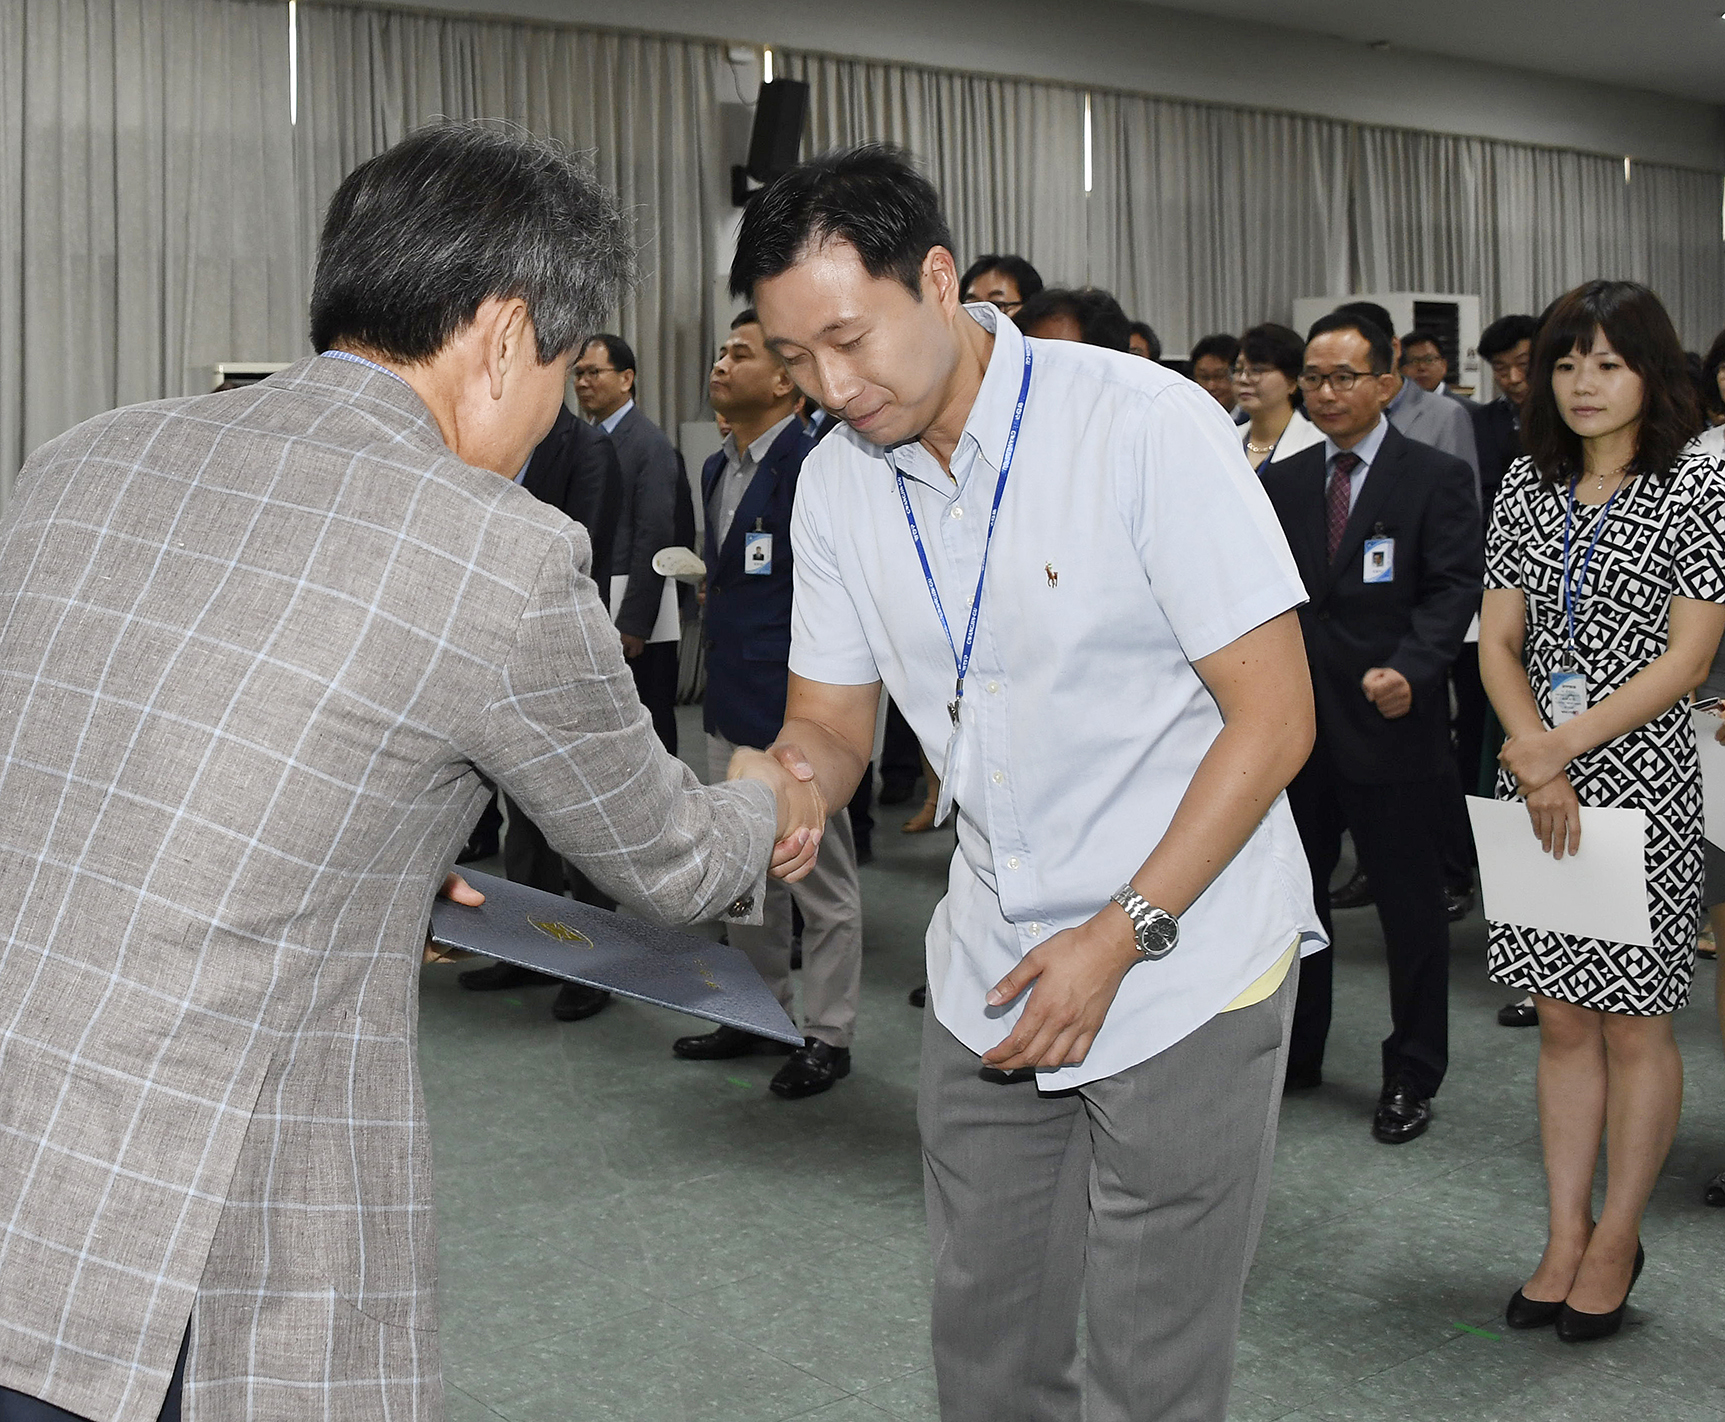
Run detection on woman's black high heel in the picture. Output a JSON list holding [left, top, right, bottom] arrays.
[[1554, 1242, 1644, 1343], [1504, 1287, 1564, 1330]]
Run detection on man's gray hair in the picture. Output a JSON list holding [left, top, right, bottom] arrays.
[[310, 121, 635, 364]]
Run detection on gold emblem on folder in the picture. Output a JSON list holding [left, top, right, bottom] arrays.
[[528, 916, 594, 948]]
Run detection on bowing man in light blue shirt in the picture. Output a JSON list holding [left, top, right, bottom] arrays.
[[731, 147, 1324, 1422]]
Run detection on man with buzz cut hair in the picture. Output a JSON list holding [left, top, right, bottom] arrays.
[[671, 309, 866, 1098], [734, 142, 1323, 1422], [0, 122, 825, 1421]]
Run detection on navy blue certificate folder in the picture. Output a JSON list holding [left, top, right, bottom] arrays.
[[429, 869, 802, 1046]]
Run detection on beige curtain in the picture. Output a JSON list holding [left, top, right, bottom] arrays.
[[295, 4, 733, 435], [1089, 93, 1350, 352], [0, 0, 301, 504], [779, 46, 1724, 353], [1349, 125, 1724, 347], [1628, 162, 1725, 349], [778, 51, 1090, 291], [7, 0, 1723, 515]]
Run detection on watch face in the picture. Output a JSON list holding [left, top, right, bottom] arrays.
[[1140, 913, 1178, 960]]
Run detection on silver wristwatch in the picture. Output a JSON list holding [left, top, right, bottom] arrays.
[[1109, 886, 1179, 961]]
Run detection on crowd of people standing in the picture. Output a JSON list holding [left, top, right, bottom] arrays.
[[1, 121, 1722, 1420], [473, 200, 1725, 1360]]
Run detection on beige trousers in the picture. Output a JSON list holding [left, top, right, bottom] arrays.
[[707, 732, 864, 1047]]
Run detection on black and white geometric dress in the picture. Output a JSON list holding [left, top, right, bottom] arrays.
[[1485, 452, 1725, 1015]]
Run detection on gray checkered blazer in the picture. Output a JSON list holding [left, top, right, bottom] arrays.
[[0, 355, 776, 1421]]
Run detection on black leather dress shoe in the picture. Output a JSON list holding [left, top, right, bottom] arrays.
[[1371, 1080, 1432, 1143], [1505, 1288, 1564, 1330], [1443, 884, 1476, 921], [1556, 1243, 1644, 1343], [908, 983, 928, 1008], [1283, 1063, 1322, 1091], [770, 1038, 852, 1099], [672, 1024, 795, 1060], [1705, 1170, 1725, 1207], [1330, 870, 1374, 909], [551, 982, 611, 1021], [458, 961, 557, 991], [1497, 998, 1539, 1028]]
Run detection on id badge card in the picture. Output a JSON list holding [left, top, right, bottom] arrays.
[[1550, 669, 1588, 724], [743, 530, 772, 575], [934, 713, 963, 828], [1362, 536, 1394, 584]]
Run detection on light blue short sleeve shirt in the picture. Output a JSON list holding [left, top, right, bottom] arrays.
[[789, 305, 1324, 1088]]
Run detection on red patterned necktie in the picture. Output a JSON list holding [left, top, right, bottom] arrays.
[[1326, 451, 1361, 560]]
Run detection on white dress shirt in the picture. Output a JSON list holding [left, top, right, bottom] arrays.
[[789, 304, 1323, 1088], [1323, 414, 1390, 514]]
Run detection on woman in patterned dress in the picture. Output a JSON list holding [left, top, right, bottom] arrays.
[[1479, 281, 1725, 1342]]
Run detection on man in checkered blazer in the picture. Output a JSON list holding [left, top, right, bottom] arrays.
[[0, 125, 824, 1421]]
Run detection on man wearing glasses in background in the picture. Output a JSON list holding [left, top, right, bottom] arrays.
[[1473, 314, 1541, 522], [1260, 310, 1482, 1144], [1399, 328, 1473, 411], [957, 253, 1042, 316]]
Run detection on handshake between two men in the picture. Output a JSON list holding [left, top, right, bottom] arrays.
[[726, 743, 828, 883]]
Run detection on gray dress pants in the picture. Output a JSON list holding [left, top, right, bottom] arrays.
[[707, 733, 864, 1048], [918, 966, 1295, 1422]]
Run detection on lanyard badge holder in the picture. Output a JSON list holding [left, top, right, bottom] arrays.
[[895, 343, 1034, 827], [1553, 477, 1621, 725]]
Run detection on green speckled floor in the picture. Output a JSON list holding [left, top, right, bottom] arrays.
[[422, 707, 1725, 1422]]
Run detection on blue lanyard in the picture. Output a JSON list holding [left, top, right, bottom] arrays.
[[894, 342, 1033, 727], [1560, 476, 1623, 663]]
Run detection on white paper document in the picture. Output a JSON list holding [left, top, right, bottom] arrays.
[[1694, 710, 1725, 852], [1466, 796, 1654, 947]]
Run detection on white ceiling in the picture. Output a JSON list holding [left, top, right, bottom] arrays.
[[1133, 1, 1725, 104]]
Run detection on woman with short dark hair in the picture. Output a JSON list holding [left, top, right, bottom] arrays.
[[1479, 280, 1725, 1341], [1233, 323, 1321, 470]]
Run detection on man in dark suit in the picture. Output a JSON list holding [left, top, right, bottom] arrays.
[[1472, 314, 1538, 525], [572, 333, 688, 755], [1331, 305, 1482, 920], [671, 311, 864, 1099], [457, 401, 628, 1015], [1261, 311, 1482, 1144]]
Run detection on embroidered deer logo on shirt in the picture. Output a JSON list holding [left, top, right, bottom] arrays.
[[1045, 563, 1059, 588]]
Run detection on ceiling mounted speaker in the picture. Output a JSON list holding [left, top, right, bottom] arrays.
[[734, 79, 809, 205]]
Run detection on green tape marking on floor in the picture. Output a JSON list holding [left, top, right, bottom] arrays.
[[727, 1077, 752, 1088], [1452, 1322, 1499, 1340]]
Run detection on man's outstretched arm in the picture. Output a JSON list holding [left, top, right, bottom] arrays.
[[774, 673, 883, 806]]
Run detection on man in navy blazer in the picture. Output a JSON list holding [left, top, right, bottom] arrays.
[[1261, 312, 1482, 1146], [672, 311, 864, 1100]]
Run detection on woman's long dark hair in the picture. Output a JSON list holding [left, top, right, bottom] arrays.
[[1521, 280, 1701, 487]]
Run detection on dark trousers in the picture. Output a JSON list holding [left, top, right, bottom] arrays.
[[880, 699, 920, 788], [503, 793, 615, 911], [847, 763, 875, 849], [0, 1331, 187, 1420], [630, 640, 680, 756], [1436, 643, 1486, 888], [1286, 747, 1450, 1099]]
